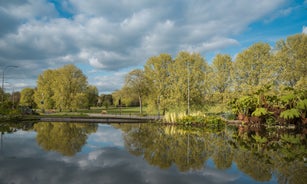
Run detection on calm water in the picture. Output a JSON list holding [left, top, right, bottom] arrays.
[[0, 122, 306, 184]]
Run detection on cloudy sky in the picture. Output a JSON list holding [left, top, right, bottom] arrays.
[[0, 0, 306, 94]]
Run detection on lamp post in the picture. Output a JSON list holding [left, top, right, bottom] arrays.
[[1, 66, 18, 105], [187, 61, 190, 115]]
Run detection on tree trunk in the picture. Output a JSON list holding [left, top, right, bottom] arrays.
[[139, 96, 142, 114]]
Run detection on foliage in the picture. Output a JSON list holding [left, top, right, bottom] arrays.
[[252, 134, 268, 144], [34, 64, 92, 111], [280, 108, 300, 120], [252, 108, 270, 117], [296, 99, 307, 111], [233, 42, 272, 92], [229, 96, 257, 116], [20, 88, 36, 108], [274, 34, 307, 87], [124, 69, 149, 114]]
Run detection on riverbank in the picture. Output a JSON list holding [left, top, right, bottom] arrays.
[[0, 114, 159, 123]]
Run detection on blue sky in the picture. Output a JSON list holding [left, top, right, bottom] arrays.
[[0, 0, 306, 94]]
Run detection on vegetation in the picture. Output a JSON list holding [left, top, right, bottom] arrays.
[[0, 33, 306, 126], [116, 33, 306, 127], [115, 123, 307, 183], [34, 64, 98, 112]]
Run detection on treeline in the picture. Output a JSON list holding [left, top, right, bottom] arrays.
[[115, 33, 306, 114], [1, 64, 116, 114]]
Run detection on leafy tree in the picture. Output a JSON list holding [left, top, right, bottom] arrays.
[[34, 69, 56, 110], [98, 94, 113, 108], [233, 42, 272, 92], [34, 64, 91, 111], [208, 54, 233, 103], [144, 53, 173, 115], [20, 88, 36, 108], [86, 85, 99, 108], [52, 64, 88, 110], [274, 34, 307, 87], [124, 69, 148, 114], [210, 54, 233, 93], [169, 51, 210, 112]]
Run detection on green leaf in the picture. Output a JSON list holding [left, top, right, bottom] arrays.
[[280, 108, 300, 120], [252, 134, 268, 144], [296, 99, 307, 111], [252, 108, 269, 117]]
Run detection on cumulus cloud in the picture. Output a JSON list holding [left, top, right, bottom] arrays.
[[92, 72, 127, 93], [0, 0, 293, 92], [303, 26, 307, 34]]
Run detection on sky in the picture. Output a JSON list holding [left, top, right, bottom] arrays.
[[0, 0, 306, 94]]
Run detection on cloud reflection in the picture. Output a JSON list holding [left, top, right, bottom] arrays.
[[0, 146, 241, 184]]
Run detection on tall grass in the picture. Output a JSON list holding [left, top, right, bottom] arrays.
[[163, 111, 225, 126]]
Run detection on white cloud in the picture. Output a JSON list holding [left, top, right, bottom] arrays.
[[120, 9, 154, 33], [303, 26, 307, 34], [181, 37, 240, 53], [10, 0, 57, 19], [92, 72, 127, 93], [0, 0, 291, 92], [89, 57, 104, 69]]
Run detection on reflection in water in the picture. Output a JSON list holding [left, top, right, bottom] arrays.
[[33, 122, 98, 156], [0, 122, 306, 184], [115, 124, 307, 183]]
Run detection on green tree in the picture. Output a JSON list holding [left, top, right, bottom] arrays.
[[209, 54, 233, 103], [20, 88, 36, 108], [34, 64, 93, 111], [233, 42, 272, 93], [52, 64, 88, 110], [99, 94, 113, 108], [144, 53, 173, 115], [86, 85, 99, 109], [34, 69, 56, 110], [124, 69, 148, 114], [210, 54, 233, 93], [274, 34, 307, 88], [169, 51, 210, 112]]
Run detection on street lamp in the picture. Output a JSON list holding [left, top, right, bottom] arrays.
[[1, 65, 18, 105]]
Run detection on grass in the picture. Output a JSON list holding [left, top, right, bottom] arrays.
[[38, 106, 148, 116]]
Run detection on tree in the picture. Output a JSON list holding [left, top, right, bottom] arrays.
[[209, 54, 233, 103], [274, 34, 307, 88], [52, 64, 88, 110], [34, 64, 92, 111], [233, 42, 272, 93], [210, 54, 233, 93], [34, 69, 56, 110], [144, 53, 173, 115], [20, 88, 36, 108], [169, 51, 210, 112], [99, 94, 113, 108], [86, 85, 99, 109], [124, 69, 148, 114]]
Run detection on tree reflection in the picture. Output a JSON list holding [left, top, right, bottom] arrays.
[[115, 123, 307, 183], [34, 122, 97, 156], [118, 124, 218, 171]]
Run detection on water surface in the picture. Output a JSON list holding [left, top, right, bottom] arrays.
[[0, 122, 306, 184]]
